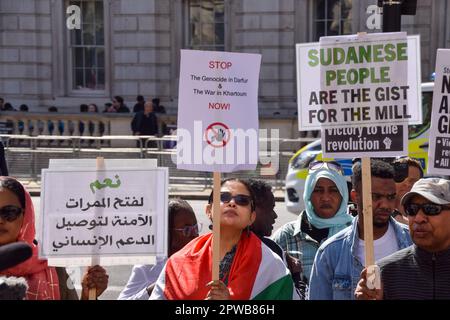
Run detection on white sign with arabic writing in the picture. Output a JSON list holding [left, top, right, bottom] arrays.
[[39, 168, 168, 266]]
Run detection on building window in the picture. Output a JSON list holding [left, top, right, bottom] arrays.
[[68, 0, 105, 91], [188, 0, 225, 51], [313, 0, 352, 41]]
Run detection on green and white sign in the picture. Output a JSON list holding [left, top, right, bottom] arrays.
[[39, 165, 168, 266], [296, 33, 421, 130]]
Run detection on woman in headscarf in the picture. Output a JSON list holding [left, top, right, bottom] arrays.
[[0, 177, 108, 299], [150, 178, 297, 300], [272, 161, 354, 283]]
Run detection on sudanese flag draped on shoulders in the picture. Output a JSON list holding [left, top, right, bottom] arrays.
[[150, 232, 295, 300]]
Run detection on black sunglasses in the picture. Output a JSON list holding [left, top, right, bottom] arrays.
[[308, 161, 343, 175], [220, 192, 252, 206], [0, 205, 23, 222], [404, 203, 450, 216], [173, 223, 202, 237]]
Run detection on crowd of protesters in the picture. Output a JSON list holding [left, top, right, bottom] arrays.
[[0, 143, 449, 300]]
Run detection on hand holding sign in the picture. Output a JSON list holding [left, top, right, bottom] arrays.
[[354, 266, 383, 300], [81, 265, 109, 300], [366, 265, 381, 290]]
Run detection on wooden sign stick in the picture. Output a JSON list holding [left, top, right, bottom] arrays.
[[212, 171, 221, 281], [362, 157, 382, 289], [88, 156, 105, 300], [361, 157, 374, 267]]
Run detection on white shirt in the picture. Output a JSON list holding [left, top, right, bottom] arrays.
[[357, 223, 399, 266], [118, 257, 167, 300]]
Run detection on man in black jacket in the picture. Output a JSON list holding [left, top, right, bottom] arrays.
[[355, 178, 450, 300], [131, 101, 158, 148]]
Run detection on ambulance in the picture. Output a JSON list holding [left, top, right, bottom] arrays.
[[285, 82, 434, 213]]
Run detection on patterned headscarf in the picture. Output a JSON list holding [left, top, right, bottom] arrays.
[[1, 179, 60, 300]]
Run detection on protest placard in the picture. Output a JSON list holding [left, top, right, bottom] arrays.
[[296, 33, 421, 130], [428, 49, 450, 175], [39, 162, 168, 267], [176, 49, 261, 282], [322, 123, 407, 158], [176, 49, 261, 172], [296, 33, 420, 280], [296, 32, 418, 158]]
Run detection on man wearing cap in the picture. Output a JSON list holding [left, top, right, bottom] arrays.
[[355, 178, 450, 299]]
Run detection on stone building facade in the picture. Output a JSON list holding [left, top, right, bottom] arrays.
[[1, 0, 449, 117]]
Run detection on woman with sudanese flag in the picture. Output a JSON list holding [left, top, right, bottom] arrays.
[[150, 178, 297, 300]]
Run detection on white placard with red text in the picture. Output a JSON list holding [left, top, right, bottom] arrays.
[[177, 49, 261, 172]]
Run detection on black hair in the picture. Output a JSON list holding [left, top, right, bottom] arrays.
[[48, 106, 58, 112], [168, 198, 195, 230], [247, 179, 272, 207], [88, 103, 98, 112], [393, 156, 424, 178], [0, 177, 26, 210], [114, 96, 124, 104], [4, 103, 14, 111], [351, 159, 394, 191], [208, 178, 256, 212], [19, 104, 28, 112], [136, 95, 144, 102], [79, 104, 88, 112]]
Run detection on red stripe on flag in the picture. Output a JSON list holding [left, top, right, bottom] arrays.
[[164, 232, 262, 300]]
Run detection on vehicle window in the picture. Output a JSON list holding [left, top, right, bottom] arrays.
[[291, 151, 316, 169], [408, 91, 433, 139]]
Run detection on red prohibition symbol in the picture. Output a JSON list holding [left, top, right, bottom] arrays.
[[204, 122, 231, 148]]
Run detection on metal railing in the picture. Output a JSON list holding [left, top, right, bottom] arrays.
[[2, 134, 317, 191]]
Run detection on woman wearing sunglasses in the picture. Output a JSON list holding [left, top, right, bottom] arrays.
[[0, 177, 108, 300], [150, 178, 296, 300], [119, 198, 199, 299], [272, 161, 353, 283]]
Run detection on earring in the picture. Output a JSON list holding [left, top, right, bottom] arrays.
[[209, 224, 213, 230]]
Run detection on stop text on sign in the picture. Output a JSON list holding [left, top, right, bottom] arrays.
[[209, 61, 233, 69]]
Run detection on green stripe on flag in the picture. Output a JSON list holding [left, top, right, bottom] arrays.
[[252, 275, 293, 300]]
